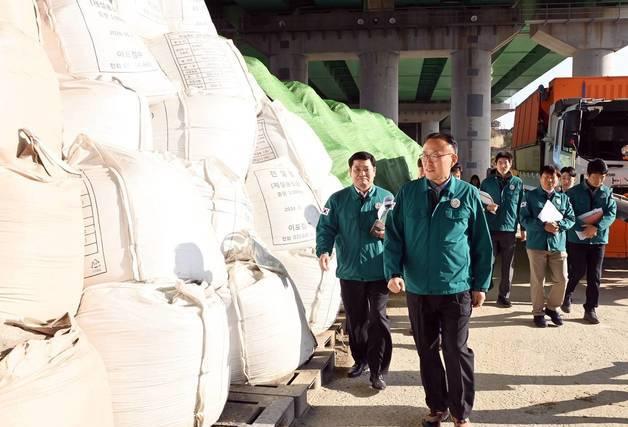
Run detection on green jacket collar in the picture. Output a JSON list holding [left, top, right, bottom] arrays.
[[421, 176, 458, 199], [350, 185, 376, 201]]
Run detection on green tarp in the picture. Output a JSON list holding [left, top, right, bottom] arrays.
[[245, 57, 422, 194]]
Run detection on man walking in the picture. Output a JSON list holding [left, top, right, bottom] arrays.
[[480, 151, 525, 307], [385, 133, 493, 427], [563, 159, 617, 324], [520, 165, 575, 327], [316, 151, 393, 390]]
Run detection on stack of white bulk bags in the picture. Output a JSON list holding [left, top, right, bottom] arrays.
[[222, 233, 316, 385], [273, 249, 341, 335], [163, 0, 217, 35], [37, 0, 175, 100], [0, 132, 83, 321], [0, 24, 62, 163], [115, 0, 168, 39], [0, 0, 39, 40], [0, 315, 114, 427], [77, 281, 229, 427], [189, 158, 254, 248], [147, 32, 257, 178], [59, 77, 153, 154], [66, 136, 227, 286]]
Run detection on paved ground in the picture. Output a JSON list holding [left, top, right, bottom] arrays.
[[296, 244, 628, 427]]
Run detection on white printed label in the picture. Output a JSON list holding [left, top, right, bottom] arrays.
[[75, 0, 160, 73], [252, 118, 279, 164], [165, 32, 240, 91], [253, 167, 317, 246], [81, 175, 107, 278]]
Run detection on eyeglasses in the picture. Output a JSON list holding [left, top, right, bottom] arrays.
[[420, 152, 454, 163]]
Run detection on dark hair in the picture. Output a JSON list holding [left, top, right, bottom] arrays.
[[587, 158, 608, 175], [540, 165, 560, 176], [348, 151, 376, 168], [451, 163, 462, 173], [423, 132, 458, 153], [469, 174, 481, 187], [495, 151, 513, 162], [417, 157, 424, 168], [560, 166, 576, 177]]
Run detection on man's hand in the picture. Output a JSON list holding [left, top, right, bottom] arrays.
[[387, 277, 405, 294], [544, 222, 559, 234], [582, 224, 598, 238], [472, 291, 486, 308], [486, 204, 499, 214], [518, 229, 527, 241], [318, 253, 330, 271]]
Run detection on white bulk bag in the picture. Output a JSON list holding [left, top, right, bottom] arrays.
[[60, 77, 153, 154], [273, 249, 341, 335], [246, 157, 321, 251], [115, 0, 168, 39], [148, 33, 257, 177], [77, 281, 229, 427], [224, 240, 316, 384], [0, 132, 83, 321], [0, 24, 62, 163], [188, 158, 254, 248], [163, 0, 217, 34], [0, 315, 114, 427], [37, 0, 175, 99], [67, 136, 227, 286], [0, 0, 39, 40], [314, 174, 344, 206]]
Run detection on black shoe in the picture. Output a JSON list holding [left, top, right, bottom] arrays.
[[584, 309, 600, 324], [347, 362, 368, 378], [544, 308, 563, 326], [370, 373, 386, 390], [421, 409, 450, 427], [533, 315, 547, 328], [560, 302, 571, 313], [496, 297, 512, 308]]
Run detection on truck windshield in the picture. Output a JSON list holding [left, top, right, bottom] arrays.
[[579, 110, 628, 161]]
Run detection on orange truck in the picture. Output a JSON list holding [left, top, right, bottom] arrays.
[[512, 76, 628, 258]]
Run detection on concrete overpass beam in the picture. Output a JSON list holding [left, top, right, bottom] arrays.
[[451, 47, 492, 180], [359, 50, 399, 123], [530, 20, 628, 76], [269, 53, 308, 83]]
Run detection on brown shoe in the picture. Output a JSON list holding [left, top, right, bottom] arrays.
[[421, 409, 449, 426]]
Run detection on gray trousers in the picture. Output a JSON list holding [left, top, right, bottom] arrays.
[[491, 231, 516, 299]]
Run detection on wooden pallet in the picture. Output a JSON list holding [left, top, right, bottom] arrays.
[[229, 383, 309, 418], [214, 391, 295, 427], [270, 350, 335, 390]]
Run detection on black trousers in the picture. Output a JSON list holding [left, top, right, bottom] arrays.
[[340, 279, 392, 376], [407, 291, 475, 420], [565, 242, 606, 311], [490, 231, 516, 299]]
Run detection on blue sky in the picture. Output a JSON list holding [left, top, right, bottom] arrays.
[[497, 46, 628, 129]]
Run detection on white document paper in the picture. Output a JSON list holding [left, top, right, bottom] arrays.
[[538, 200, 564, 223], [479, 191, 494, 205], [575, 230, 588, 240], [577, 208, 603, 224]]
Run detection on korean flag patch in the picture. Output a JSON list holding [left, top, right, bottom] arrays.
[[321, 207, 330, 216]]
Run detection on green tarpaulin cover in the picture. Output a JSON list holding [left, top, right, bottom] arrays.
[[245, 56, 422, 194]]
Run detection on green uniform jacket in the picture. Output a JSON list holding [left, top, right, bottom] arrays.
[[383, 177, 493, 295], [566, 182, 617, 245], [316, 185, 393, 281], [480, 174, 525, 232], [520, 187, 575, 252]]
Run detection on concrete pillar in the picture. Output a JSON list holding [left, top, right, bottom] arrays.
[[359, 51, 399, 123], [269, 53, 308, 83], [450, 48, 492, 180], [573, 49, 615, 76], [420, 120, 439, 144]]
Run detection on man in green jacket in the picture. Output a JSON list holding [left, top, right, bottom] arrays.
[[480, 151, 525, 307], [563, 159, 617, 324], [520, 165, 575, 328], [316, 151, 393, 391], [385, 133, 492, 427]]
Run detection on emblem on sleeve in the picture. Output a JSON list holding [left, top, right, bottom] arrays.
[[520, 201, 527, 208], [450, 198, 461, 208], [321, 207, 330, 216], [509, 184, 515, 191]]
